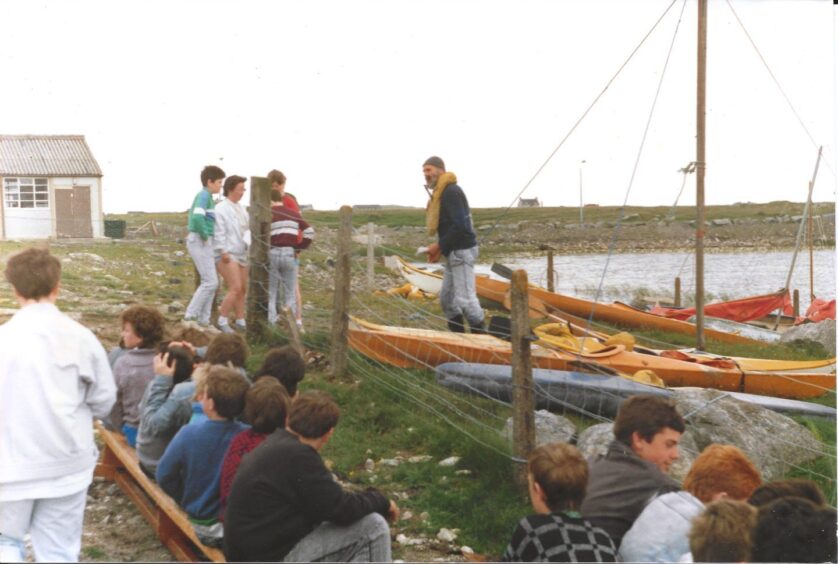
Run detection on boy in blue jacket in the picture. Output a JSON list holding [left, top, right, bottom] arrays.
[[157, 365, 249, 547]]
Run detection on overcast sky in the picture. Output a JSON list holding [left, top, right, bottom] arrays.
[[0, 0, 834, 213]]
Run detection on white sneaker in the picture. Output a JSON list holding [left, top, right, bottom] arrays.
[[296, 320, 305, 334], [217, 320, 235, 334]]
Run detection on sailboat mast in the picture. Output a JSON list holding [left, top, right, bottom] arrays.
[[695, 0, 708, 350]]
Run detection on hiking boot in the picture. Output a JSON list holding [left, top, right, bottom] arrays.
[[447, 314, 466, 333], [469, 320, 487, 335]]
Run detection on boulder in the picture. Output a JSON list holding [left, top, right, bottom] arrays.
[[779, 319, 836, 356], [712, 218, 732, 226], [576, 422, 697, 483], [503, 410, 576, 447], [671, 388, 823, 481]]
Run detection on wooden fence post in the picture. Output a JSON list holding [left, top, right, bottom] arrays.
[[367, 222, 375, 289], [511, 269, 535, 486], [331, 206, 353, 379], [674, 277, 681, 308], [246, 177, 272, 342], [546, 250, 555, 293], [793, 289, 800, 319]]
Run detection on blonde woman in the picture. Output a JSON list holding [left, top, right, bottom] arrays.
[[213, 175, 250, 333]]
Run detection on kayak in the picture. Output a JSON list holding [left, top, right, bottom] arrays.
[[348, 317, 835, 399], [435, 362, 836, 419]]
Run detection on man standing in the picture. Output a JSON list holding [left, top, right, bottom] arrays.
[[422, 156, 485, 333]]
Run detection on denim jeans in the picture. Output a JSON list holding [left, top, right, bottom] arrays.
[[185, 233, 219, 324], [440, 245, 485, 326], [282, 513, 391, 563], [268, 247, 298, 323], [0, 488, 87, 562]]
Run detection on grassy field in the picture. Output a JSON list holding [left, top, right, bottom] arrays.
[[0, 203, 835, 557]]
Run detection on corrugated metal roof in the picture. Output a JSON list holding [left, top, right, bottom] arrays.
[[0, 135, 102, 177]]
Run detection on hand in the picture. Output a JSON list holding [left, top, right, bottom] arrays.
[[427, 243, 441, 264], [387, 500, 400, 523], [169, 340, 197, 356], [153, 352, 175, 377], [221, 253, 231, 264]]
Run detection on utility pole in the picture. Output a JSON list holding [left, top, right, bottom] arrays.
[[579, 160, 586, 224], [695, 0, 707, 351]]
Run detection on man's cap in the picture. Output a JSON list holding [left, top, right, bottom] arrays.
[[423, 156, 445, 170]]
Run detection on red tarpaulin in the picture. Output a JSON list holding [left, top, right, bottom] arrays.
[[795, 298, 836, 325], [649, 290, 793, 323]]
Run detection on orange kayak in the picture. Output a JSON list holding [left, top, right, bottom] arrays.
[[348, 317, 835, 399]]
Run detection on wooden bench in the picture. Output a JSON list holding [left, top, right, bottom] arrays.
[[93, 421, 226, 562]]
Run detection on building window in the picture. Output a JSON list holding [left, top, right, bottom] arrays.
[[4, 178, 49, 209]]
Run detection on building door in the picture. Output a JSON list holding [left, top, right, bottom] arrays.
[[55, 186, 93, 238]]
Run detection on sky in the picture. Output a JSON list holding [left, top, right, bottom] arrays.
[[0, 0, 835, 213]]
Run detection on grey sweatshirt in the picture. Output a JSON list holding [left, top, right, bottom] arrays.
[[109, 348, 157, 429]]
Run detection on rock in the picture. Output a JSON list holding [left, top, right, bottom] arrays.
[[174, 250, 185, 257], [168, 277, 182, 285], [151, 271, 165, 277], [712, 218, 732, 226], [672, 388, 823, 481], [455, 469, 472, 476], [779, 319, 836, 356], [408, 455, 433, 464], [791, 215, 804, 223], [364, 458, 375, 472], [438, 456, 460, 467], [68, 252, 105, 263], [401, 510, 414, 521], [503, 409, 576, 446], [437, 528, 458, 543], [379, 458, 401, 467], [461, 546, 475, 556], [420, 511, 430, 522], [168, 301, 184, 314], [576, 422, 698, 482]]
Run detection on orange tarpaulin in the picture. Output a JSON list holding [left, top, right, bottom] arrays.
[[649, 290, 793, 323], [795, 298, 836, 325]]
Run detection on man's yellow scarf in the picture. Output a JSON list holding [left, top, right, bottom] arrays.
[[425, 172, 457, 236]]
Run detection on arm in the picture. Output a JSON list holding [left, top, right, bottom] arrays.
[[84, 335, 118, 419], [140, 355, 192, 437], [213, 203, 229, 257], [437, 186, 473, 256], [296, 217, 314, 250], [294, 448, 390, 526], [156, 427, 186, 500], [192, 191, 213, 241]]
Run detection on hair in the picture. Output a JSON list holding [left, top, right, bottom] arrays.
[[169, 326, 212, 348], [204, 333, 249, 368], [120, 305, 166, 349], [750, 497, 837, 563], [223, 175, 247, 197], [267, 169, 286, 185], [255, 346, 306, 396], [682, 444, 762, 503], [748, 478, 827, 508], [204, 365, 249, 420], [157, 342, 195, 399], [200, 165, 225, 187], [191, 363, 212, 400], [243, 378, 290, 434], [527, 443, 588, 512], [613, 395, 685, 446], [4, 247, 61, 299], [689, 499, 757, 563], [288, 391, 340, 439]]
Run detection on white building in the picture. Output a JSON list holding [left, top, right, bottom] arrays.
[[0, 135, 104, 239]]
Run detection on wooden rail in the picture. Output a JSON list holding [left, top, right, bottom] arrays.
[[93, 421, 226, 562]]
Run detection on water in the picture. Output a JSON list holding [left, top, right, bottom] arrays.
[[490, 249, 836, 312]]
